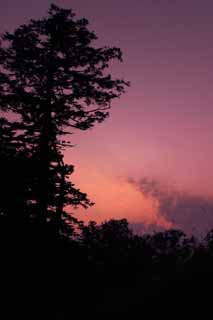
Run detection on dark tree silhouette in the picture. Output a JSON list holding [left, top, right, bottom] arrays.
[[81, 219, 133, 244], [0, 4, 128, 231], [2, 4, 213, 320]]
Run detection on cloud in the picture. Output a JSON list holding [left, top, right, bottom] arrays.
[[128, 176, 213, 236]]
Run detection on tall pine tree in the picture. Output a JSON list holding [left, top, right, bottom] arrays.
[[0, 4, 128, 233]]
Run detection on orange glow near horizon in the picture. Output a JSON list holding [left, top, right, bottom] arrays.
[[2, 0, 213, 235], [69, 165, 174, 231]]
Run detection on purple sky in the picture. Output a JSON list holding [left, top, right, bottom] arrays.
[[1, 0, 213, 235]]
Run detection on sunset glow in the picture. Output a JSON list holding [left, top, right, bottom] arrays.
[[2, 0, 213, 235]]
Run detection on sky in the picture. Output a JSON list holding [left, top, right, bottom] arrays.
[[1, 0, 213, 236]]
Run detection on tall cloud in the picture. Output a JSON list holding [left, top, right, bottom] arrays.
[[128, 176, 213, 236]]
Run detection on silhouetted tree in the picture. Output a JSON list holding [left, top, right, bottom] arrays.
[[0, 117, 34, 220], [81, 218, 132, 247], [80, 218, 133, 270], [0, 4, 128, 231]]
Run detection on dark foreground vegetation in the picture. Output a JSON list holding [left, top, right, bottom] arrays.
[[0, 4, 213, 318], [1, 217, 213, 318]]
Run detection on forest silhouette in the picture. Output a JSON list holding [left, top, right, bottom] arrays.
[[0, 4, 213, 319]]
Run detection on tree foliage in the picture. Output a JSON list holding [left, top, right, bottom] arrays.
[[0, 4, 128, 232]]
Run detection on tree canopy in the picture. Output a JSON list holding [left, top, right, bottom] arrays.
[[0, 4, 129, 232]]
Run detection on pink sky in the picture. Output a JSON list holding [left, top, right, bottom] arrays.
[[1, 0, 213, 234]]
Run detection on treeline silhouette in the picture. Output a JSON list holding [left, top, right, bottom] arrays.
[[1, 214, 213, 318], [0, 4, 213, 319]]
